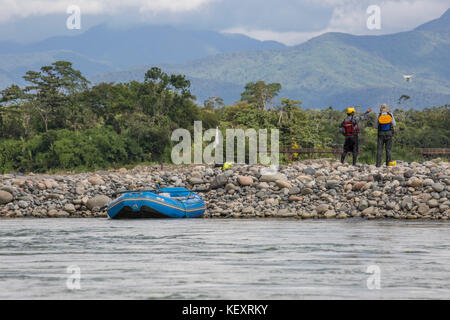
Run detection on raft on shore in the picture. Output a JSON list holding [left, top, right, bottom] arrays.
[[106, 187, 205, 219]]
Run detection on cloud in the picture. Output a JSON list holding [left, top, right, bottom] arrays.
[[325, 0, 449, 34], [377, 0, 449, 30], [138, 0, 218, 13], [223, 0, 449, 45], [222, 27, 325, 46], [0, 0, 447, 45], [0, 0, 217, 23]]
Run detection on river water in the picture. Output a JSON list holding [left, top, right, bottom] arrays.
[[0, 218, 449, 300]]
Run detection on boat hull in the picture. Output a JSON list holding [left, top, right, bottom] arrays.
[[106, 188, 205, 219]]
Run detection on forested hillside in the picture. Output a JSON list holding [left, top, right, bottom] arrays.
[[0, 62, 448, 173], [93, 9, 450, 108]]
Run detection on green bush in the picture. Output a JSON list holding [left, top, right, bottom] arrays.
[[0, 127, 138, 172]]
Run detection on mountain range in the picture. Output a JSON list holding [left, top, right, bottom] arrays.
[[1, 9, 450, 109], [0, 24, 284, 88]]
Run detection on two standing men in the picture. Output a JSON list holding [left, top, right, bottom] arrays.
[[340, 104, 396, 167]]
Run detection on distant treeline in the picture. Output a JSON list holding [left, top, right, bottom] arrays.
[[0, 61, 448, 173]]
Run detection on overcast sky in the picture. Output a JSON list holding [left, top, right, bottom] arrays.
[[0, 0, 448, 45]]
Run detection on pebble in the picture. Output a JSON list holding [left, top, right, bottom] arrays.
[[0, 191, 14, 204], [432, 183, 444, 193], [237, 176, 253, 186], [0, 159, 448, 220]]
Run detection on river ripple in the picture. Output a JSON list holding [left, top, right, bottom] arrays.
[[0, 218, 449, 299]]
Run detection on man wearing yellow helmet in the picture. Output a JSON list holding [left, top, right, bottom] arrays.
[[339, 106, 372, 165]]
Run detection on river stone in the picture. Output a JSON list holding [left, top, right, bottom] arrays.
[[256, 182, 269, 189], [190, 171, 202, 179], [57, 211, 70, 218], [301, 212, 312, 219], [316, 204, 329, 214], [275, 180, 292, 189], [386, 202, 396, 210], [89, 176, 105, 185], [337, 212, 348, 219], [64, 203, 76, 213], [432, 183, 444, 193], [225, 183, 237, 191], [47, 209, 58, 218], [18, 200, 29, 209], [237, 176, 253, 186], [417, 204, 429, 215], [75, 186, 85, 195], [278, 209, 295, 217], [353, 181, 366, 191], [288, 195, 303, 202], [362, 207, 375, 216], [256, 190, 268, 198], [407, 178, 423, 189], [12, 179, 26, 186], [303, 167, 316, 175], [0, 191, 13, 204], [404, 170, 415, 179], [189, 177, 204, 185], [358, 200, 369, 211], [326, 180, 340, 189], [289, 187, 301, 195], [324, 210, 336, 218], [242, 207, 255, 215], [86, 195, 111, 210], [43, 179, 58, 189], [260, 173, 287, 183], [427, 199, 439, 208], [372, 191, 382, 198], [211, 175, 227, 189], [362, 182, 373, 191]]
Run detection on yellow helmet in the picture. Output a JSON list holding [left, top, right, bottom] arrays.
[[346, 107, 356, 114]]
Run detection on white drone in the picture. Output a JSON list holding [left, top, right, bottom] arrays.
[[403, 75, 414, 82]]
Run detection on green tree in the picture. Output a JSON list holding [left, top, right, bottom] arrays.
[[22, 61, 89, 132], [240, 81, 281, 110], [204, 96, 225, 110]]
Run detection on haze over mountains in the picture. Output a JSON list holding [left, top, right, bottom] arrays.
[[0, 24, 285, 88], [1, 9, 449, 109]]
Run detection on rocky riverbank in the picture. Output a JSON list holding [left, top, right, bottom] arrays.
[[0, 159, 449, 219]]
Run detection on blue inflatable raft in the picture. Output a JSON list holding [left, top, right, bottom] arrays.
[[106, 187, 206, 219]]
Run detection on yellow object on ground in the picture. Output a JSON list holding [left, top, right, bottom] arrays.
[[388, 161, 397, 166], [222, 162, 233, 170], [292, 141, 299, 158]]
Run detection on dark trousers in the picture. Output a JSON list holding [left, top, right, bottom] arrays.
[[376, 131, 393, 167], [341, 136, 358, 165]]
